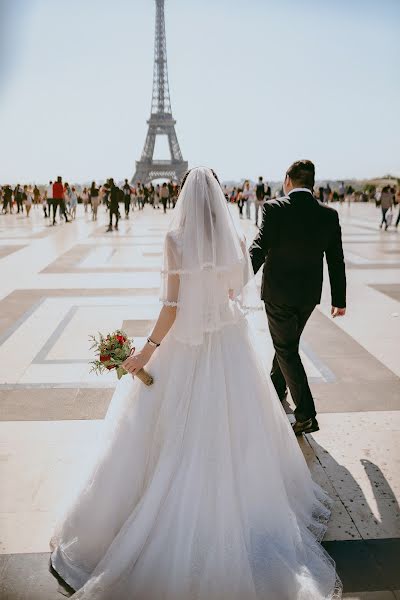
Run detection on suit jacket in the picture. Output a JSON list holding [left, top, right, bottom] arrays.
[[109, 186, 120, 211], [249, 190, 346, 308]]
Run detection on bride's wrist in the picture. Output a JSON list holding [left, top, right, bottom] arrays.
[[146, 336, 160, 349], [144, 342, 156, 354]]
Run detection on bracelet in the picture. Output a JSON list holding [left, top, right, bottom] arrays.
[[147, 337, 160, 348]]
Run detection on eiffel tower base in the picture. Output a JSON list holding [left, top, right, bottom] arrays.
[[132, 160, 188, 185]]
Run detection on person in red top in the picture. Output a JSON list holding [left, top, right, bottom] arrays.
[[52, 176, 70, 223]]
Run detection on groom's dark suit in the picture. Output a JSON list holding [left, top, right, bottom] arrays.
[[249, 189, 346, 422]]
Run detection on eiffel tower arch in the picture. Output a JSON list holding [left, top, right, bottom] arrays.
[[132, 0, 188, 185]]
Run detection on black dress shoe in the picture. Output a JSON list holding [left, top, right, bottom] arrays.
[[292, 417, 319, 436]]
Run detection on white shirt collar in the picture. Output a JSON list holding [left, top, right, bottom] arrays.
[[287, 187, 314, 196]]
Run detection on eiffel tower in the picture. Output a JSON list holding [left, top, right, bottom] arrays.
[[132, 0, 188, 184]]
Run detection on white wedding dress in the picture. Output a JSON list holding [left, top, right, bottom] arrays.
[[50, 168, 341, 600]]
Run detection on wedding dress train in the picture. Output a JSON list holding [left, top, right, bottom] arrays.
[[50, 313, 340, 600]]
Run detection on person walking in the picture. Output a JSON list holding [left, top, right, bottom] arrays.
[[53, 177, 69, 223], [81, 187, 89, 214], [241, 180, 253, 219], [130, 186, 138, 211], [106, 178, 120, 232], [338, 181, 345, 204], [143, 184, 150, 207], [167, 181, 174, 209], [254, 176, 266, 227], [89, 182, 100, 221], [153, 184, 160, 209], [14, 184, 23, 213], [33, 185, 41, 207], [2, 185, 13, 213], [346, 184, 353, 204], [122, 179, 132, 219], [236, 186, 244, 218], [171, 183, 179, 208], [69, 187, 78, 220], [148, 183, 155, 208], [324, 184, 331, 204], [160, 182, 169, 214], [46, 181, 55, 223], [52, 177, 62, 224], [136, 183, 144, 210], [379, 186, 393, 230], [265, 184, 272, 204], [249, 159, 346, 436], [24, 186, 33, 217], [64, 183, 72, 214]]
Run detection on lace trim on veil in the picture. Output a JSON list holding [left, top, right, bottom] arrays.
[[160, 259, 246, 276]]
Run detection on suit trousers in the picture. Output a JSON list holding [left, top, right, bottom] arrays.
[[264, 301, 316, 422], [50, 199, 58, 223], [109, 208, 119, 228]]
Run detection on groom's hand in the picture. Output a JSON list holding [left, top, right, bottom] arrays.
[[331, 307, 346, 318]]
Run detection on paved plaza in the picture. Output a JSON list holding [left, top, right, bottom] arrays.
[[0, 201, 399, 599]]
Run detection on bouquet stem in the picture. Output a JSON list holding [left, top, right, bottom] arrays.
[[136, 368, 154, 386]]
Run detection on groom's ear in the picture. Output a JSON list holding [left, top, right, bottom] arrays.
[[283, 174, 289, 192]]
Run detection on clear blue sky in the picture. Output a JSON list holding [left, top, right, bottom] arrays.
[[0, 0, 399, 184]]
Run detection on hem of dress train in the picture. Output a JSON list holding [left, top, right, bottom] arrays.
[[50, 545, 90, 593], [49, 491, 343, 599]]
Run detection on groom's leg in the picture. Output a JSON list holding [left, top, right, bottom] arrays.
[[264, 301, 316, 422], [270, 353, 287, 401]]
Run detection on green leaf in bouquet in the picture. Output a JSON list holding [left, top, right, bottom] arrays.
[[116, 366, 127, 379]]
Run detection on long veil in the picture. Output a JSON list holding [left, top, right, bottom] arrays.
[[160, 167, 262, 345]]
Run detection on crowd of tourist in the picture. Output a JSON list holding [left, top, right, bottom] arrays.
[[1, 177, 399, 231], [0, 178, 180, 231], [224, 179, 400, 230]]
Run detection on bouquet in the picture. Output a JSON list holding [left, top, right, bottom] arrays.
[[89, 329, 153, 386]]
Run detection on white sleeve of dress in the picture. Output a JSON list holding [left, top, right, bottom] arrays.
[[160, 232, 181, 307]]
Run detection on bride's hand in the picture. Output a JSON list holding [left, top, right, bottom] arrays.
[[122, 346, 153, 375]]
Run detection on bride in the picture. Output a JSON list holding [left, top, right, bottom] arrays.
[[50, 167, 341, 599]]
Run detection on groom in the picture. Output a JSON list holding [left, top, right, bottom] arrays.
[[249, 160, 346, 435]]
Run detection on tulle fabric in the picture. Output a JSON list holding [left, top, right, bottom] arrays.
[[160, 167, 262, 345], [50, 314, 341, 600]]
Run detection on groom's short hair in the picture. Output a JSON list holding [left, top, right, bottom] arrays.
[[286, 160, 315, 190]]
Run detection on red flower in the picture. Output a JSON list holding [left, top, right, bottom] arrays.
[[116, 335, 126, 345], [100, 354, 110, 363]]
